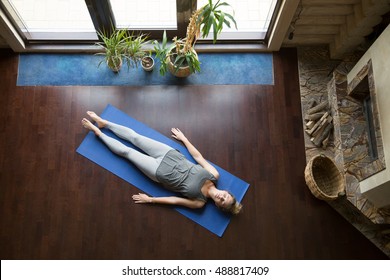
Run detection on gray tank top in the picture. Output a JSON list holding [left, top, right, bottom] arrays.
[[155, 149, 217, 202]]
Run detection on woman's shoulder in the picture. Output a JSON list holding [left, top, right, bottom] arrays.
[[193, 199, 206, 208]]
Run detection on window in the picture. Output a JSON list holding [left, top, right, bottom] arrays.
[[110, 0, 176, 30], [0, 0, 281, 45], [197, 0, 279, 40], [1, 0, 98, 40]]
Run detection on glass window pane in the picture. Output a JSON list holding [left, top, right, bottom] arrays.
[[9, 0, 95, 31], [197, 0, 278, 40], [2, 0, 97, 40], [110, 0, 177, 29]]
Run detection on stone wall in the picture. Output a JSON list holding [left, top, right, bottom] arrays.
[[347, 24, 390, 209]]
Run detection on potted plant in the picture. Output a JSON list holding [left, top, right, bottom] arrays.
[[123, 32, 150, 69], [153, 30, 171, 76], [141, 52, 155, 72], [153, 0, 237, 77], [95, 28, 128, 73], [167, 36, 200, 77]]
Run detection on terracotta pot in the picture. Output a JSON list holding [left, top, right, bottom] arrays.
[[167, 60, 190, 77], [166, 50, 198, 78]]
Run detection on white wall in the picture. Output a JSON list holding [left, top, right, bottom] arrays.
[[347, 24, 390, 208]]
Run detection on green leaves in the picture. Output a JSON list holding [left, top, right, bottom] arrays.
[[171, 49, 200, 75], [95, 28, 128, 71], [199, 0, 237, 43], [95, 28, 149, 72], [151, 1, 237, 77], [153, 30, 173, 76], [124, 32, 149, 69]]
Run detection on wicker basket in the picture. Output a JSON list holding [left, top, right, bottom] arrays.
[[304, 154, 345, 201]]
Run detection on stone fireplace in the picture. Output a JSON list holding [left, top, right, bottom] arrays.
[[331, 60, 386, 182], [328, 60, 388, 224]]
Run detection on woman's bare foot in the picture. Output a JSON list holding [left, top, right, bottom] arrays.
[[87, 111, 107, 128], [81, 118, 102, 136]]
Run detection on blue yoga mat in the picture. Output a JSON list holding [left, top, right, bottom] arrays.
[[76, 105, 250, 237], [17, 53, 274, 86]]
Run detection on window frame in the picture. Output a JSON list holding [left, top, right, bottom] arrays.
[[0, 0, 285, 50]]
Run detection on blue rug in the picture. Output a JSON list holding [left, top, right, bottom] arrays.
[[76, 104, 250, 237], [17, 53, 273, 86]]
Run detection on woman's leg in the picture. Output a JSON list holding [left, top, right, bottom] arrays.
[[105, 122, 173, 158], [99, 133, 161, 182], [87, 111, 172, 158], [82, 118, 160, 182]]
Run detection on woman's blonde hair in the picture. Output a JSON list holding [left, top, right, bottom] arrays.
[[220, 192, 243, 215]]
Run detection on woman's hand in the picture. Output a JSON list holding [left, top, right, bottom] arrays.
[[132, 193, 153, 204], [171, 128, 187, 142]]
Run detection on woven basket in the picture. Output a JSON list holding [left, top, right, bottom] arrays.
[[304, 154, 345, 201]]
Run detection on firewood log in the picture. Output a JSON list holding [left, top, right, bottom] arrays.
[[306, 112, 329, 136], [312, 123, 333, 146], [307, 100, 328, 115], [304, 111, 327, 121], [312, 115, 332, 137], [322, 133, 331, 148], [306, 120, 315, 129], [307, 99, 317, 110]]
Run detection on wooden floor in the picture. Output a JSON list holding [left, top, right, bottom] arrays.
[[0, 48, 387, 260]]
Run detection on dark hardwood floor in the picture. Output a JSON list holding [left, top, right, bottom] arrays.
[[0, 48, 387, 259]]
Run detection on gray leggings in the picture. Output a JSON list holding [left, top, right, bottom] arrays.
[[99, 121, 172, 182]]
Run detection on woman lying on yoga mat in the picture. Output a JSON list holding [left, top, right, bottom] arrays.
[[81, 111, 243, 215]]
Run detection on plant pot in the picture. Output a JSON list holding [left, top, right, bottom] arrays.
[[166, 50, 198, 78], [167, 57, 191, 78], [107, 57, 122, 73], [141, 56, 154, 72]]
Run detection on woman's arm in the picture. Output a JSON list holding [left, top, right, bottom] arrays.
[[132, 193, 205, 209], [171, 128, 220, 179]]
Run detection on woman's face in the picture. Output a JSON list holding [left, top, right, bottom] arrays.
[[214, 190, 234, 209]]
